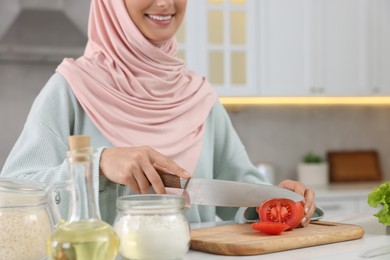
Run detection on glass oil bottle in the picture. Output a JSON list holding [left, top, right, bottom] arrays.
[[46, 135, 120, 260]]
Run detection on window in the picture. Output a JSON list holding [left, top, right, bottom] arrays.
[[177, 0, 257, 96]]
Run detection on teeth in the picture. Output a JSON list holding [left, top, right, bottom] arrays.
[[148, 14, 172, 21]]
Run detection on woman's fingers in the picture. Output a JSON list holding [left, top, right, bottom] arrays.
[[304, 187, 316, 211], [278, 179, 305, 196], [133, 167, 157, 194], [100, 146, 189, 194], [138, 146, 190, 193], [302, 188, 316, 227], [278, 179, 316, 227], [148, 148, 191, 179], [139, 157, 166, 194], [122, 173, 140, 194]]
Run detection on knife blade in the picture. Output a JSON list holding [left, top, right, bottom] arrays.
[[159, 173, 304, 207]]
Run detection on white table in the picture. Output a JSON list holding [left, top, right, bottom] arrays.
[[184, 213, 390, 260]]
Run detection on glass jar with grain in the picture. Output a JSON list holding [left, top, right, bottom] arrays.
[[0, 178, 53, 260]]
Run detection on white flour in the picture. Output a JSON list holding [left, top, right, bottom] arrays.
[[114, 214, 190, 260]]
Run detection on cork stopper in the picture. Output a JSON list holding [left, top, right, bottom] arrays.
[[68, 135, 90, 150]]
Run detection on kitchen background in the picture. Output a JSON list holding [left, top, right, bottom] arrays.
[[1, 0, 390, 184]]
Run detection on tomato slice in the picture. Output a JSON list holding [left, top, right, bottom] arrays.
[[251, 221, 290, 235], [257, 198, 305, 230]]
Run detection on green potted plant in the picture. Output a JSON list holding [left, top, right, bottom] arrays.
[[297, 152, 329, 187]]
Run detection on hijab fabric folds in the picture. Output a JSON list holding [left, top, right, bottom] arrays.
[[57, 0, 218, 174]]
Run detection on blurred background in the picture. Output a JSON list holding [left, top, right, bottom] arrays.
[[0, 0, 389, 192]]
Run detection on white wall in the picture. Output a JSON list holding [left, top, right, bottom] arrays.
[[229, 106, 390, 183], [1, 0, 389, 183]]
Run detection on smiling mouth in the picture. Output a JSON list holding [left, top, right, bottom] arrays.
[[146, 14, 174, 21]]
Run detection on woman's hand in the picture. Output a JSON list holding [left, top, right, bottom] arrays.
[[278, 179, 316, 227], [99, 146, 190, 194]]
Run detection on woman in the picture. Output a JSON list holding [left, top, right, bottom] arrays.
[[1, 0, 315, 225]]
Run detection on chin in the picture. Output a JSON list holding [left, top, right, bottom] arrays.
[[149, 37, 174, 46]]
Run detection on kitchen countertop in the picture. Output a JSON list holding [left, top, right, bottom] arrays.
[[184, 212, 390, 259], [314, 181, 382, 199]]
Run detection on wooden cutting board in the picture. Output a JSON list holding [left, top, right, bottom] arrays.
[[190, 221, 364, 256], [327, 150, 382, 182]]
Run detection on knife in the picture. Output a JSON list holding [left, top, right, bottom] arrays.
[[159, 173, 304, 207]]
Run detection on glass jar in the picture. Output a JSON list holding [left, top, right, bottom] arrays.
[[0, 177, 53, 260], [114, 194, 190, 260]]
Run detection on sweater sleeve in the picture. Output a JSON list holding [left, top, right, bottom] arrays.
[[210, 102, 269, 184], [207, 102, 271, 220], [0, 73, 106, 220]]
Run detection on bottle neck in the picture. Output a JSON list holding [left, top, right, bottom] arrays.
[[67, 148, 100, 222]]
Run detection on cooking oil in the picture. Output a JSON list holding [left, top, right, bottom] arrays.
[[47, 219, 120, 260], [46, 136, 120, 260]]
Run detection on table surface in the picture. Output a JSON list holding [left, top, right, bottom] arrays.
[[184, 213, 390, 260]]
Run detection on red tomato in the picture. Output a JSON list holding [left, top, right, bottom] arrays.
[[251, 221, 290, 235], [257, 198, 305, 230]]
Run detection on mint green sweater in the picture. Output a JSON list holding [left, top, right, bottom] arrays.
[[1, 73, 268, 224]]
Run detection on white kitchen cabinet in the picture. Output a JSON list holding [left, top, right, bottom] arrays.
[[311, 0, 389, 96], [258, 0, 375, 96], [181, 0, 390, 97], [312, 0, 370, 96], [259, 0, 390, 97], [257, 0, 309, 96], [369, 0, 390, 95], [260, 0, 390, 97], [180, 0, 257, 97]]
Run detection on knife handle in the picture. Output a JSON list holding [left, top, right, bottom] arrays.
[[159, 172, 182, 189]]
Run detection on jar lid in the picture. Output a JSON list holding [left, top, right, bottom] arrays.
[[117, 194, 186, 213], [0, 178, 47, 207]]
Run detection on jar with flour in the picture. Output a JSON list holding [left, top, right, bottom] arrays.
[[114, 194, 190, 260]]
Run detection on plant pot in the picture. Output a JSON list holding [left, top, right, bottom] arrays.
[[297, 163, 329, 187]]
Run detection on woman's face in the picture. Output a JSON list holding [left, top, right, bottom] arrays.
[[124, 0, 187, 46]]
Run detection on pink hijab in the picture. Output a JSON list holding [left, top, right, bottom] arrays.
[[57, 0, 218, 174]]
